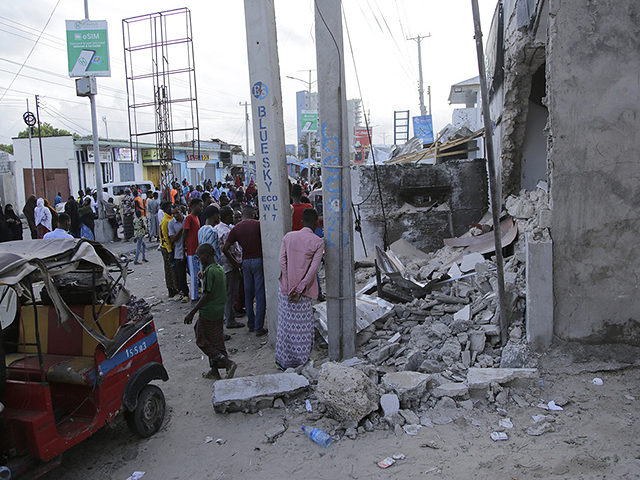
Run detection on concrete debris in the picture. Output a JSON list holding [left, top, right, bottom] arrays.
[[466, 367, 538, 390], [212, 373, 309, 413], [381, 372, 431, 406], [265, 424, 287, 443], [316, 363, 380, 422], [432, 383, 469, 399]]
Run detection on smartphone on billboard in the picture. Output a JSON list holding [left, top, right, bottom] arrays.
[[71, 49, 96, 76]]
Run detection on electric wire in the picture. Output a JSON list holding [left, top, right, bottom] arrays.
[[0, 0, 61, 104], [342, 3, 389, 251]]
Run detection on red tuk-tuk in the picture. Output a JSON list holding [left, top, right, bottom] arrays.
[[0, 239, 168, 479]]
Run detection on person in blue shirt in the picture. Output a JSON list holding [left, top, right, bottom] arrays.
[[54, 192, 63, 206]]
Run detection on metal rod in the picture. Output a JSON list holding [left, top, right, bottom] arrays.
[[470, 0, 509, 346], [27, 99, 36, 198]]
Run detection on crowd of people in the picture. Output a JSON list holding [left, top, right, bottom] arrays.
[[0, 174, 325, 381]]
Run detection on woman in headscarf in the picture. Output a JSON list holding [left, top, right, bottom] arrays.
[[4, 204, 23, 241], [23, 195, 37, 239], [34, 198, 52, 238], [78, 197, 95, 240], [0, 203, 9, 242], [64, 197, 81, 238], [44, 198, 58, 231]]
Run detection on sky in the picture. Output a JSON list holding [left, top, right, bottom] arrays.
[[0, 0, 497, 153]]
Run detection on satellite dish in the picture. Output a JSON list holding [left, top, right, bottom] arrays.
[[0, 285, 18, 330]]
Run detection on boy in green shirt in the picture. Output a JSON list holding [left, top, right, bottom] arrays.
[[184, 243, 237, 380]]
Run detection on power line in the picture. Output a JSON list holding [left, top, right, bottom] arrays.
[[0, 0, 61, 104]]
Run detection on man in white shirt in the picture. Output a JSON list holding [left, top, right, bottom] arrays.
[[43, 213, 74, 239]]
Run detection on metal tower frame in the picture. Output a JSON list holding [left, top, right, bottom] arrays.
[[123, 7, 200, 193], [394, 110, 410, 145]]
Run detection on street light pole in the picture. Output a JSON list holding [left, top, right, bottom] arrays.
[[286, 72, 316, 187]]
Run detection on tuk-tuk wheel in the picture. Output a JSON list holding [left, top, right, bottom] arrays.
[[125, 384, 166, 437]]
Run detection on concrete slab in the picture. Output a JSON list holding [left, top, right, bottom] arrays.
[[526, 239, 553, 351], [212, 373, 309, 413], [432, 382, 469, 398], [466, 367, 538, 390]]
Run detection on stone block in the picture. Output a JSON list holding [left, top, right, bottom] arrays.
[[399, 409, 420, 425], [526, 239, 553, 351], [460, 252, 485, 273], [317, 363, 380, 422], [212, 373, 309, 413], [432, 382, 469, 398], [466, 367, 538, 390], [265, 424, 287, 442], [381, 371, 431, 403]]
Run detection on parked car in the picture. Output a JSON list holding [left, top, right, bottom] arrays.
[[0, 238, 168, 479]]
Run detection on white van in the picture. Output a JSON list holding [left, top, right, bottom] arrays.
[[103, 181, 155, 199]]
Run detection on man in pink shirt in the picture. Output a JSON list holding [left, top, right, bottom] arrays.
[[275, 208, 324, 369]]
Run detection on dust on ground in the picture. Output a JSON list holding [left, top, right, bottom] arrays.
[[40, 240, 640, 480]]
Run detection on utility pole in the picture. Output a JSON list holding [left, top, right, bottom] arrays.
[[244, 0, 291, 346], [315, 0, 356, 361], [470, 0, 508, 345], [408, 34, 430, 117], [102, 116, 109, 139], [34, 95, 47, 200], [84, 0, 104, 222], [26, 99, 36, 197], [240, 100, 250, 184]]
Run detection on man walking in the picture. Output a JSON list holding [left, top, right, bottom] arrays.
[[275, 208, 324, 369], [224, 205, 266, 336]]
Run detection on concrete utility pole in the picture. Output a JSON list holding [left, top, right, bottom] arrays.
[[470, 0, 509, 345], [408, 34, 430, 117], [244, 0, 290, 346], [315, 0, 357, 361], [240, 101, 250, 183]]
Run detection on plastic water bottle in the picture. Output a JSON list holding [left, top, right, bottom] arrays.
[[301, 426, 332, 447]]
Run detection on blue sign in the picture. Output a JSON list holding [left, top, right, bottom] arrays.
[[413, 115, 434, 144], [252, 81, 268, 100]]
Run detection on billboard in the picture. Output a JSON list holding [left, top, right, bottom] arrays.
[[413, 115, 434, 144], [300, 110, 318, 133], [114, 147, 138, 162], [66, 20, 110, 77], [354, 127, 372, 164]]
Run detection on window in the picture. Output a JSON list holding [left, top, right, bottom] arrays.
[[102, 162, 114, 183]]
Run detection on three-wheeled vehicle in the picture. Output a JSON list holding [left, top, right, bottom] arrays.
[[0, 239, 168, 479]]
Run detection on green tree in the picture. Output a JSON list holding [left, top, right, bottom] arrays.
[[0, 144, 12, 155], [18, 122, 73, 138]]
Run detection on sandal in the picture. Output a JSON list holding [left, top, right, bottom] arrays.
[[226, 321, 245, 329], [202, 370, 221, 380], [226, 362, 237, 379]]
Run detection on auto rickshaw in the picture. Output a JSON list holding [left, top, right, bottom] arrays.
[[0, 238, 168, 479]]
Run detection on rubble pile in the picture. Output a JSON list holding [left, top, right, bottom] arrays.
[[214, 188, 560, 444]]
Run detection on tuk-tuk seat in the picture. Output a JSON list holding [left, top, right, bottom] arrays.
[[6, 305, 127, 386]]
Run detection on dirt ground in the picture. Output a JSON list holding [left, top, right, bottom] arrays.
[[40, 240, 640, 480]]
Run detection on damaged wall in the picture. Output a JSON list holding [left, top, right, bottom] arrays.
[[351, 160, 488, 260], [488, 0, 549, 197], [548, 0, 640, 344]]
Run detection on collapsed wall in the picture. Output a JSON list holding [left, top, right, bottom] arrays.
[[351, 161, 488, 260]]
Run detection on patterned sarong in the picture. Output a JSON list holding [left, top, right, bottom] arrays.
[[123, 214, 134, 239], [161, 247, 179, 296], [194, 316, 226, 367], [275, 289, 314, 369]]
